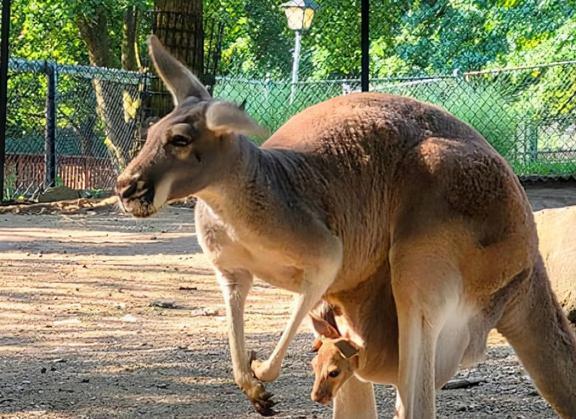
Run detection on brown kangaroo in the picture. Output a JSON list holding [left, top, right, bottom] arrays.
[[116, 36, 576, 418]]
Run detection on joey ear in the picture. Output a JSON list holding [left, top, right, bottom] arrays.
[[205, 101, 268, 138], [148, 35, 211, 105], [310, 313, 341, 340], [311, 337, 323, 353], [334, 340, 359, 359]]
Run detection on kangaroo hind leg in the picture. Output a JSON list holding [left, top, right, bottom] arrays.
[[391, 250, 465, 419]]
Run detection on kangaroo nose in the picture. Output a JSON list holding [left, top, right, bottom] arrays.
[[119, 181, 137, 199], [116, 174, 140, 199]]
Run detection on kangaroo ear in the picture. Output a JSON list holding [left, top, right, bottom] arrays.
[[311, 337, 323, 353], [205, 101, 268, 138], [310, 313, 341, 340], [239, 98, 247, 111], [148, 35, 211, 105], [335, 340, 359, 359]]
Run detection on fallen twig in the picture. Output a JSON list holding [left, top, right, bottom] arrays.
[[442, 377, 485, 390]]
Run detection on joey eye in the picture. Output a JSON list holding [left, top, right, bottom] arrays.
[[328, 370, 340, 378], [171, 135, 192, 147]]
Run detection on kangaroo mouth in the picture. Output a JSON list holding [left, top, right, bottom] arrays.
[[119, 186, 157, 218], [311, 393, 333, 406]]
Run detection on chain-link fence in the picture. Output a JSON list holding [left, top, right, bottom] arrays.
[[214, 77, 358, 131], [2, 2, 576, 200], [3, 59, 144, 200], [371, 61, 576, 178], [214, 60, 576, 178], [4, 57, 575, 200]]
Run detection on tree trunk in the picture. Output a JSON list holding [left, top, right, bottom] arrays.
[[149, 0, 204, 117], [122, 6, 141, 71], [77, 9, 140, 168], [154, 0, 204, 76], [77, 11, 118, 68]]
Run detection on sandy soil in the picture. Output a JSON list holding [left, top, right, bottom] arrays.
[[0, 184, 575, 419]]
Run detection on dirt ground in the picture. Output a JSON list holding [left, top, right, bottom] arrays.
[[1, 184, 575, 419]]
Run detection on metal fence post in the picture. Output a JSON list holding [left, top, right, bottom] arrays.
[[527, 121, 539, 163], [0, 0, 12, 201], [360, 0, 369, 92], [44, 61, 56, 188]]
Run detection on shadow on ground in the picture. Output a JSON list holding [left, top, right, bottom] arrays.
[[0, 189, 571, 418]]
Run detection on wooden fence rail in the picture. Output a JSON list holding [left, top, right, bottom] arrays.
[[5, 154, 116, 192]]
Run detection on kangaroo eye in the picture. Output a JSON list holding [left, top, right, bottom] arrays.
[[328, 370, 340, 378], [171, 135, 192, 147]]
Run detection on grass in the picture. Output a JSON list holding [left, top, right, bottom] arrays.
[[514, 160, 576, 177], [214, 78, 345, 141], [376, 78, 519, 161]]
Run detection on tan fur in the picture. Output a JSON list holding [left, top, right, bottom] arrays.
[[117, 36, 576, 418], [205, 101, 268, 138], [534, 205, 576, 322], [309, 309, 361, 406]]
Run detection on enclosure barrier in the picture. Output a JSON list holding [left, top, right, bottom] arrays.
[[2, 59, 576, 200], [216, 60, 576, 179], [3, 59, 144, 200]]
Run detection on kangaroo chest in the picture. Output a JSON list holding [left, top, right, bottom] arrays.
[[195, 211, 305, 293]]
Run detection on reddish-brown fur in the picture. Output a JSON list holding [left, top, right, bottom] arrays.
[[309, 305, 360, 406], [117, 36, 576, 418]]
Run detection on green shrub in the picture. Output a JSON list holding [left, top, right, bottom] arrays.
[[213, 76, 576, 179], [377, 78, 518, 161], [214, 78, 344, 141]]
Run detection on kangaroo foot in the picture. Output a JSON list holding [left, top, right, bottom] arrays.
[[238, 351, 276, 416]]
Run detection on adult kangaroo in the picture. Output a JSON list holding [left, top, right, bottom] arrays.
[[117, 36, 576, 418]]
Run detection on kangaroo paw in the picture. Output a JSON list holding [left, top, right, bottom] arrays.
[[247, 382, 277, 417], [241, 351, 277, 416]]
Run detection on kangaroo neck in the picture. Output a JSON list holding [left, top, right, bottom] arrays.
[[195, 135, 298, 228]]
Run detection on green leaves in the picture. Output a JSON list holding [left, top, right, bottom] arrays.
[[10, 0, 152, 65], [9, 0, 575, 79]]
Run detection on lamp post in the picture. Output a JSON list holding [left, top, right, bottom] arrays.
[[0, 0, 12, 201], [280, 0, 319, 103]]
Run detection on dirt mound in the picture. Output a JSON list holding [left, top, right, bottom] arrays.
[[0, 196, 120, 215]]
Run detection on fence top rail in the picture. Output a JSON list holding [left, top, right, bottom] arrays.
[[215, 74, 455, 86], [8, 58, 144, 83], [463, 60, 576, 77], [372, 77, 448, 89], [215, 60, 576, 87]]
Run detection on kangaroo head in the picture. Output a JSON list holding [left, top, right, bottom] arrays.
[[309, 312, 360, 405], [116, 35, 266, 217]]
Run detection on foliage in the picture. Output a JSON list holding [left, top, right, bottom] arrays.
[[8, 0, 576, 78], [204, 0, 576, 80], [4, 0, 576, 185], [10, 0, 151, 64], [205, 0, 293, 78]]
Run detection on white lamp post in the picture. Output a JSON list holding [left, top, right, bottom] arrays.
[[280, 0, 319, 103]]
